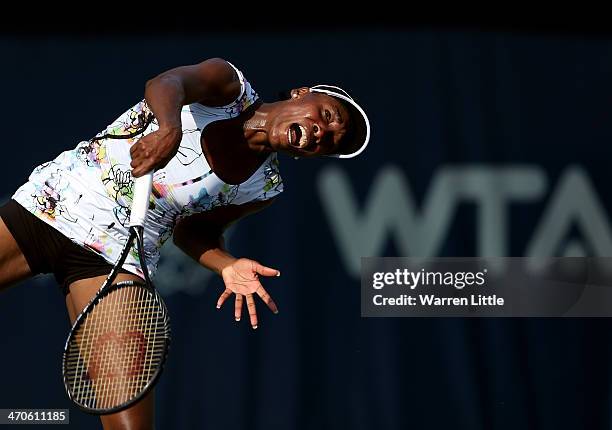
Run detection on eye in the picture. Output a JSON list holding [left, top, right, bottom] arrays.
[[324, 109, 332, 123]]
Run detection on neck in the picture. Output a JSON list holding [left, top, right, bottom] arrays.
[[243, 117, 266, 130], [242, 102, 280, 153]]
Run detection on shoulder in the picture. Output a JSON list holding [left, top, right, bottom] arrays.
[[150, 57, 246, 107], [193, 58, 243, 106], [197, 58, 239, 84]]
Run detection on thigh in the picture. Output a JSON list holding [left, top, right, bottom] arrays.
[[67, 273, 156, 430], [0, 217, 32, 291]]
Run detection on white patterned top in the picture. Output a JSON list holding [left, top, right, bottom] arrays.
[[13, 63, 283, 278]]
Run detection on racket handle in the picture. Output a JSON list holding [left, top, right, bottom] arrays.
[[129, 172, 153, 227]]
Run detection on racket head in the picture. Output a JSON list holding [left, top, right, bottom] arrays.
[[62, 280, 171, 415]]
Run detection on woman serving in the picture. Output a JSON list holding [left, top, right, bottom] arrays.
[[0, 57, 370, 429]]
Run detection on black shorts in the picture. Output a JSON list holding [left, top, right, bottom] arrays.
[[0, 199, 131, 295]]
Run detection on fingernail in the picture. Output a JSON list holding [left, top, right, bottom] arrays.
[[235, 318, 240, 322], [274, 310, 279, 314], [276, 271, 281, 277], [253, 325, 258, 329], [216, 305, 220, 309]]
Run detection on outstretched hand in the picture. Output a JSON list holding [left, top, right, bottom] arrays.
[[130, 126, 183, 177], [216, 258, 280, 329]]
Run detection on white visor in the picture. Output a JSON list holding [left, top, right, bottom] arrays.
[[309, 85, 371, 159]]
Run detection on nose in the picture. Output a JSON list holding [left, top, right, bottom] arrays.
[[312, 123, 324, 142]]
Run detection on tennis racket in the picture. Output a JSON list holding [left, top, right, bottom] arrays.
[[62, 172, 171, 415]]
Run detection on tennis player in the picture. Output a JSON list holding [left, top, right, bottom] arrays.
[[0, 58, 370, 429]]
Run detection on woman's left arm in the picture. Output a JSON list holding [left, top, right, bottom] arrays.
[[173, 199, 280, 328]]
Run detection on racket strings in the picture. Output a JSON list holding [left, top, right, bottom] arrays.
[[64, 284, 169, 410]]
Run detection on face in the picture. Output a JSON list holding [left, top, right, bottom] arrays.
[[266, 89, 351, 157]]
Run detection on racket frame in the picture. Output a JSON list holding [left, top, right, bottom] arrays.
[[62, 278, 171, 414]]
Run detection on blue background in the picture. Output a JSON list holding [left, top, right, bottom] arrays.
[[1, 29, 612, 429]]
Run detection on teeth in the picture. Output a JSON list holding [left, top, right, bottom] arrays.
[[287, 128, 293, 145], [298, 125, 308, 147]]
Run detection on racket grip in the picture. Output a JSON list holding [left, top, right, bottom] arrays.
[[129, 172, 154, 227]]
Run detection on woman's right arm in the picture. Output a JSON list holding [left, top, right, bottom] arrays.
[[144, 57, 241, 131]]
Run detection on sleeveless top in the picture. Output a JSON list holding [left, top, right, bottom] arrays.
[[12, 63, 283, 278]]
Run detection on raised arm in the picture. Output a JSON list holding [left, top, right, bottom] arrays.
[[130, 58, 242, 177]]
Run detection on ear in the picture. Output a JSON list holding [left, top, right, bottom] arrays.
[[290, 87, 310, 100]]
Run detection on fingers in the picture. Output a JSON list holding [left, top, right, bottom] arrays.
[[129, 136, 160, 177], [235, 294, 243, 322], [130, 154, 150, 178], [216, 288, 232, 309], [129, 139, 149, 175], [131, 160, 146, 178], [129, 140, 139, 159], [130, 152, 154, 178], [253, 262, 281, 278], [246, 294, 258, 329], [132, 159, 171, 177], [256, 286, 279, 314], [227, 291, 279, 330]]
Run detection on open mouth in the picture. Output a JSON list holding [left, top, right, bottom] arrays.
[[287, 123, 309, 148]]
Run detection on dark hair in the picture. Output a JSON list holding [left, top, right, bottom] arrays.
[[334, 99, 361, 156]]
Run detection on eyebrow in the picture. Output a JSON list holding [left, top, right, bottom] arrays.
[[335, 107, 344, 124]]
